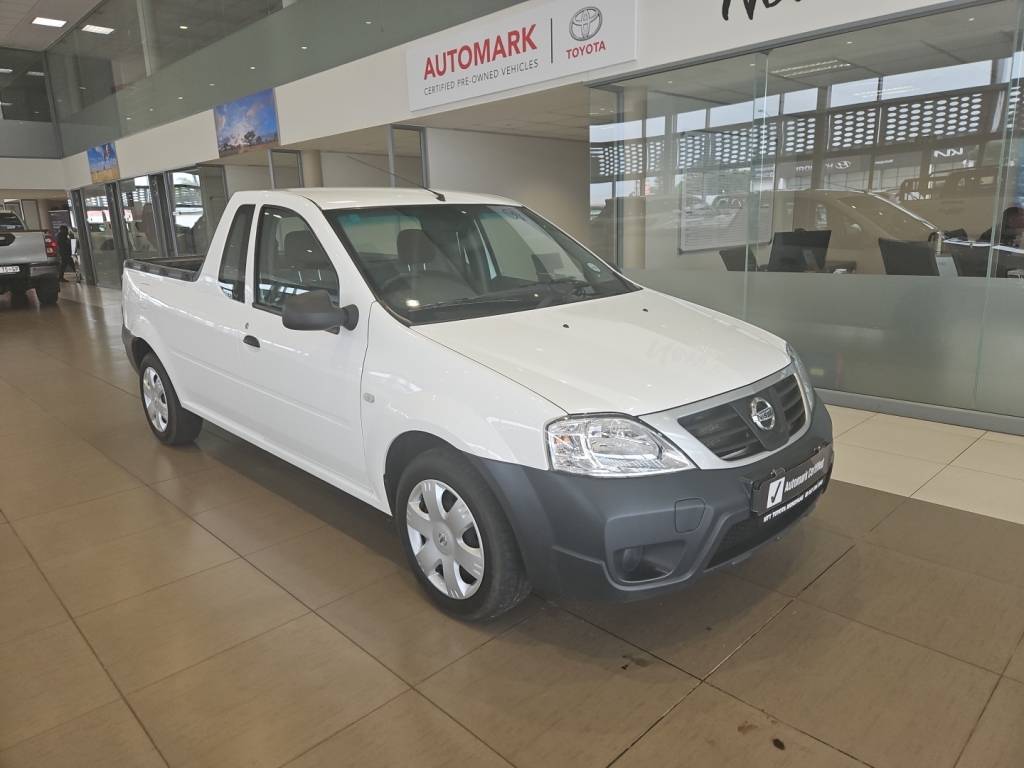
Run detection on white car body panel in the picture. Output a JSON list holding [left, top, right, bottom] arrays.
[[416, 289, 789, 416], [123, 187, 798, 518]]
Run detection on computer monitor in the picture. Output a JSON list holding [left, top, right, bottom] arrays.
[[767, 230, 830, 272], [878, 239, 940, 276]]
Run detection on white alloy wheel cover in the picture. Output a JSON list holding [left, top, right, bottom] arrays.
[[406, 479, 485, 599], [142, 367, 169, 433]]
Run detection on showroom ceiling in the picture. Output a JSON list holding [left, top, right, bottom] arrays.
[[0, 0, 101, 50]]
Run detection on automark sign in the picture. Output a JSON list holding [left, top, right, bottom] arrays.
[[406, 0, 637, 111]]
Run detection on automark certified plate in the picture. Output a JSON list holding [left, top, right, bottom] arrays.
[[751, 444, 832, 522], [0, 265, 20, 274]]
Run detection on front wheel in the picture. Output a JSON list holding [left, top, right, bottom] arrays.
[[138, 353, 203, 445], [396, 447, 531, 620]]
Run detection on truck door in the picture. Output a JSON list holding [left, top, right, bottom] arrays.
[[237, 202, 370, 490]]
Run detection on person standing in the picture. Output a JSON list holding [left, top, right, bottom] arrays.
[[56, 225, 73, 282]]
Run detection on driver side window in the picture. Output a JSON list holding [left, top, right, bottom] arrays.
[[254, 206, 339, 311]]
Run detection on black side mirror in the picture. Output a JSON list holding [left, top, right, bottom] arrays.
[[282, 289, 358, 333]]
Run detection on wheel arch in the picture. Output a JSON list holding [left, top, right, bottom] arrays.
[[383, 431, 453, 515]]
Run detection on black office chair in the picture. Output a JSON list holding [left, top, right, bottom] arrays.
[[767, 230, 830, 272], [878, 238, 939, 276], [719, 246, 758, 272], [947, 242, 992, 277]]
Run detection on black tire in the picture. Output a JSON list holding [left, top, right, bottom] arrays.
[[395, 446, 531, 621], [36, 286, 59, 305], [138, 352, 203, 445]]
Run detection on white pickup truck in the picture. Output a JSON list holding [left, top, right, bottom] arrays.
[[122, 188, 833, 619], [0, 211, 61, 304]]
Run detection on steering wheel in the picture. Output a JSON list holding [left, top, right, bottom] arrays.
[[379, 271, 472, 294]]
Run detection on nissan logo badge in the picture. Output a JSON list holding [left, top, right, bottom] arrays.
[[750, 397, 776, 431], [570, 7, 602, 41]]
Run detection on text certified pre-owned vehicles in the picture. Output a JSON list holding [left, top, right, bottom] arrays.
[[122, 188, 833, 620]]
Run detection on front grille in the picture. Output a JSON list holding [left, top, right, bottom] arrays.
[[677, 404, 762, 461], [776, 375, 806, 437], [678, 374, 807, 461], [706, 474, 826, 569]]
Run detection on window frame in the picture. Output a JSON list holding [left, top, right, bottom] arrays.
[[252, 204, 340, 314], [217, 204, 255, 302]]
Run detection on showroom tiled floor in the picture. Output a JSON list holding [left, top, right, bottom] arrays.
[[0, 283, 1022, 768]]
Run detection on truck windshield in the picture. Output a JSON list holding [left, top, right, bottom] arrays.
[[327, 204, 635, 324], [0, 212, 25, 231]]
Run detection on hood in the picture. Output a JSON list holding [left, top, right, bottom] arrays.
[[414, 289, 790, 415]]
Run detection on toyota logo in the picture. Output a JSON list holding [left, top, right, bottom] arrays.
[[750, 397, 776, 431], [570, 7, 602, 41]]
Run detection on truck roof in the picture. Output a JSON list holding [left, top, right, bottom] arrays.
[[282, 187, 518, 210]]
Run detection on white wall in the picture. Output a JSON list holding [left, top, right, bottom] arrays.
[[224, 164, 272, 196], [116, 111, 219, 179], [321, 152, 392, 187], [426, 129, 589, 241], [0, 158, 67, 191]]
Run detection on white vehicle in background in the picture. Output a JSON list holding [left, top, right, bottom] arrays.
[[121, 187, 833, 620], [0, 210, 62, 304]]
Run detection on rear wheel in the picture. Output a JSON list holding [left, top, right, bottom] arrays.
[[138, 352, 203, 445], [396, 447, 530, 620]]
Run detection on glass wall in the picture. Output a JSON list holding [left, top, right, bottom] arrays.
[[82, 184, 122, 286], [45, 0, 523, 156], [0, 47, 59, 158], [591, 0, 1024, 417]]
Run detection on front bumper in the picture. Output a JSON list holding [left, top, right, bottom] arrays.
[[470, 398, 833, 602]]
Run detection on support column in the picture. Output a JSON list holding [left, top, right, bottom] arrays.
[[300, 150, 323, 187]]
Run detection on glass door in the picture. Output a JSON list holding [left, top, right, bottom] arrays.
[[269, 149, 302, 189], [82, 183, 122, 287]]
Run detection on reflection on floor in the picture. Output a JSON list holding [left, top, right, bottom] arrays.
[[1, 283, 1021, 768]]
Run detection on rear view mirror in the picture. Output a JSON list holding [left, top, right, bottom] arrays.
[[282, 289, 358, 332]]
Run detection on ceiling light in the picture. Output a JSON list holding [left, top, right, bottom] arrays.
[[82, 24, 114, 34], [365, 21, 372, 24], [0, 102, 12, 107], [968, 16, 975, 20], [209, 83, 215, 86], [79, 86, 86, 89], [33, 17, 66, 27], [179, 25, 187, 29], [770, 59, 851, 78], [846, 41, 853, 44], [250, 66, 255, 69], [177, 96, 183, 99], [126, 117, 131, 120], [27, 71, 45, 77], [0, 68, 11, 74], [301, 46, 307, 49]]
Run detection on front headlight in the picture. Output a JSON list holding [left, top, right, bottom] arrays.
[[787, 343, 815, 410], [547, 416, 695, 477]]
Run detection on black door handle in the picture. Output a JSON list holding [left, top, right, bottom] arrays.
[[243, 335, 260, 348]]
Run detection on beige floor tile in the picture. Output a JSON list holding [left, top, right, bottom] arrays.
[[12, 486, 185, 563], [979, 430, 1024, 446], [913, 466, 1024, 525], [0, 421, 85, 461], [0, 565, 68, 646], [952, 436, 1024, 481], [195, 490, 327, 556], [709, 602, 998, 768], [79, 559, 307, 694], [0, 402, 65, 440], [955, 678, 1024, 768], [68, 409, 150, 443], [287, 690, 512, 768], [39, 518, 237, 616], [824, 405, 875, 437], [318, 571, 540, 685], [418, 606, 697, 768], [152, 465, 269, 517], [730, 522, 855, 597], [837, 419, 979, 464], [802, 480, 904, 538], [247, 526, 399, 610], [0, 622, 120, 750], [801, 542, 1024, 673], [831, 443, 945, 497], [866, 498, 1024, 588], [86, 423, 223, 484], [0, 700, 165, 768], [615, 683, 863, 768], [128, 613, 407, 768], [0, 443, 143, 521], [1005, 635, 1024, 683], [871, 412, 986, 438], [560, 572, 789, 679], [38, 384, 141, 428], [0, 523, 32, 574]]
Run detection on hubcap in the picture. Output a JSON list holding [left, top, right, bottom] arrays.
[[406, 479, 484, 600], [141, 367, 169, 433]]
